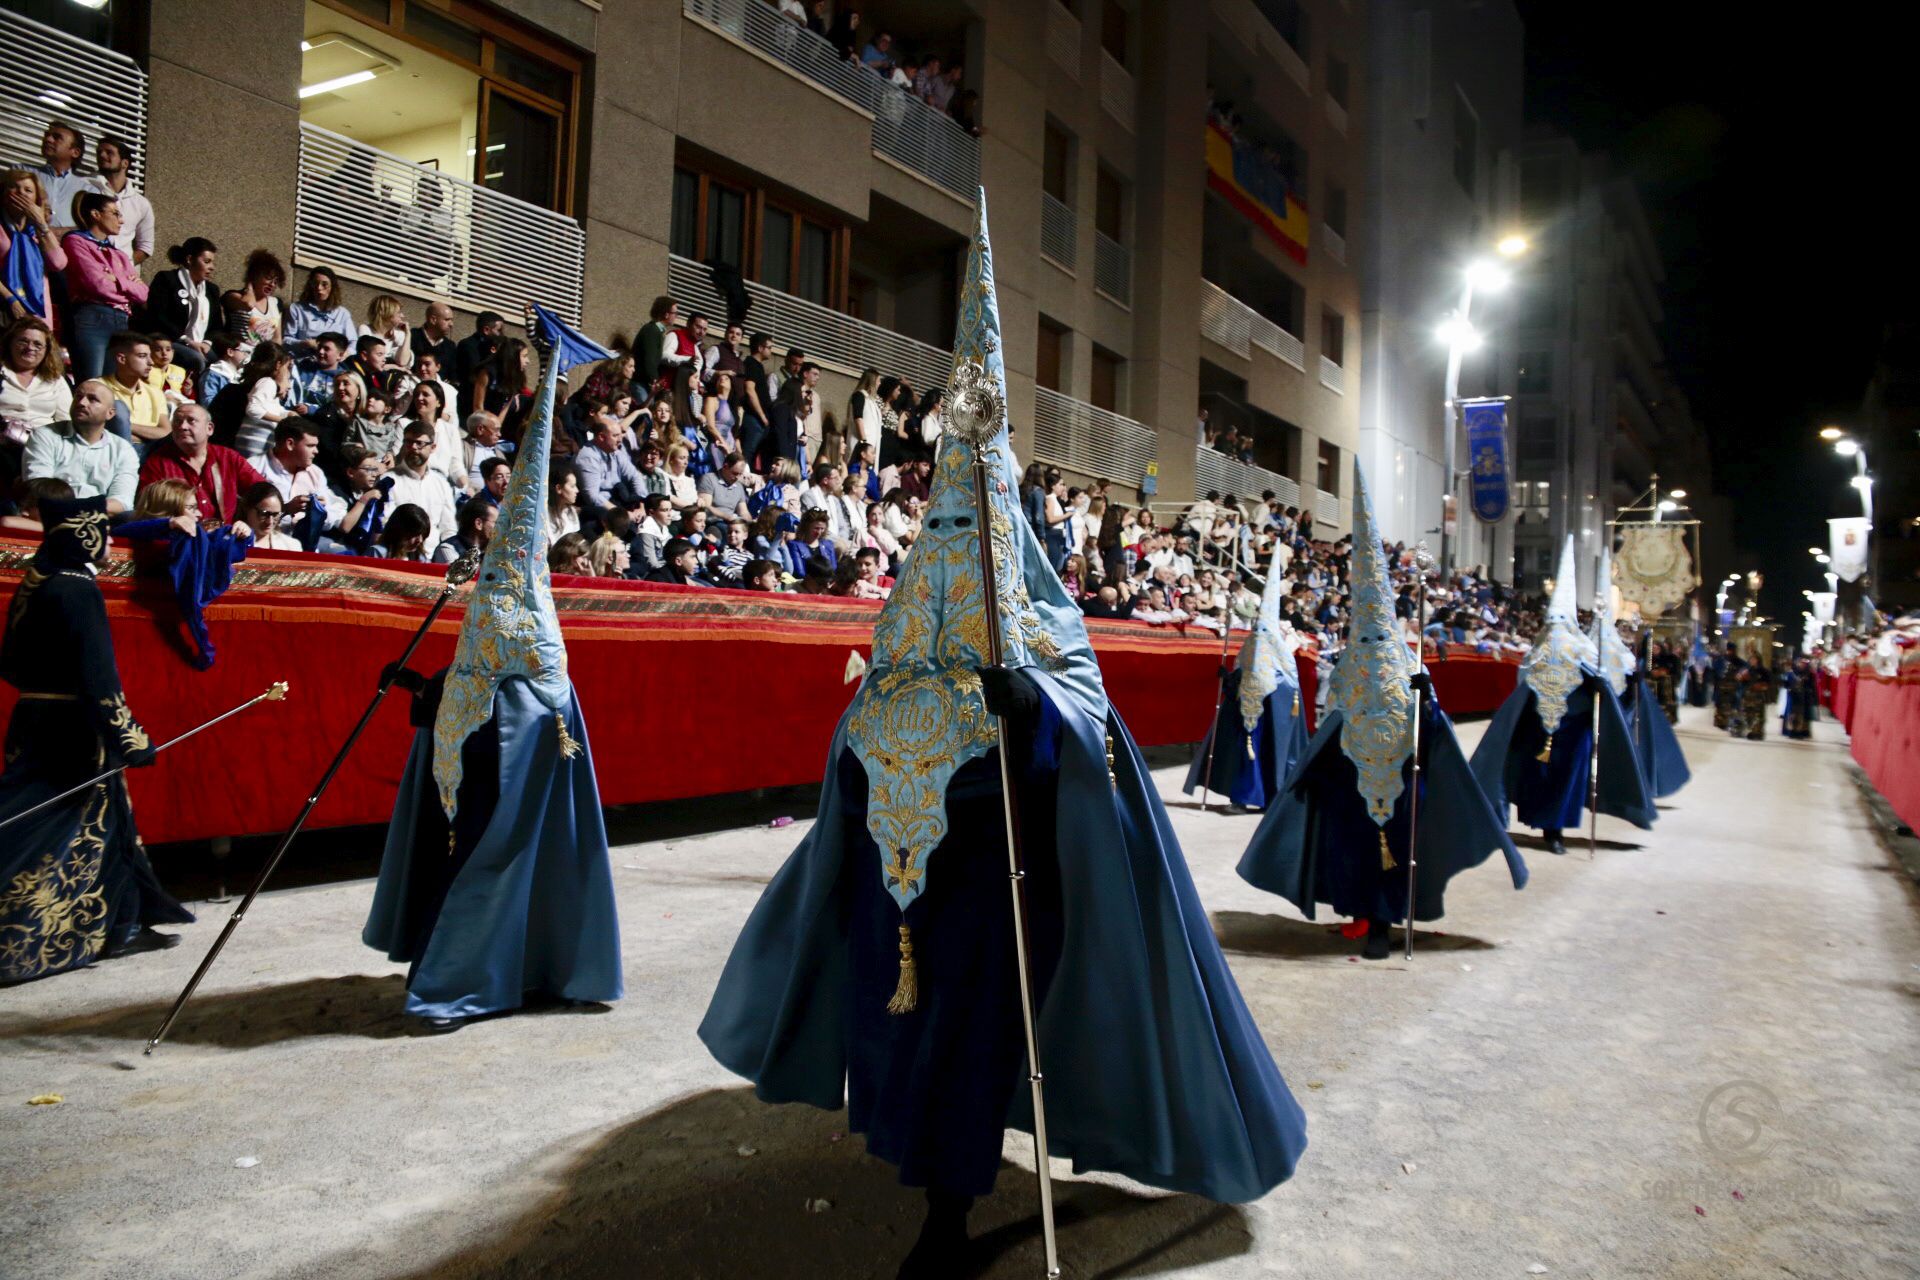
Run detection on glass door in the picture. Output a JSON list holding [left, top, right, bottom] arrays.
[[477, 81, 561, 209]]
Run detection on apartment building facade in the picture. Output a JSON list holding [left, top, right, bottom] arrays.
[[6, 0, 1366, 523]]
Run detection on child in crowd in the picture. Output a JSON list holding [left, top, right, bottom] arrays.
[[145, 336, 191, 410], [196, 331, 246, 406]]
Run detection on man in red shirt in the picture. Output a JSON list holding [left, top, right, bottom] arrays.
[[138, 402, 264, 526]]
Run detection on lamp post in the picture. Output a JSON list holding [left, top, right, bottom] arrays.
[[1438, 236, 1529, 578]]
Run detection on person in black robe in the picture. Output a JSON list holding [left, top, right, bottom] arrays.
[[0, 493, 193, 984], [1780, 657, 1817, 739]]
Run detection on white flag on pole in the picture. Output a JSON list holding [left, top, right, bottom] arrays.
[[1828, 517, 1870, 583]]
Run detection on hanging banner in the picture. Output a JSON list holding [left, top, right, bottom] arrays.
[[1614, 523, 1698, 617], [1810, 592, 1837, 625], [1204, 120, 1310, 265], [1828, 516, 1870, 582], [1461, 398, 1510, 523]]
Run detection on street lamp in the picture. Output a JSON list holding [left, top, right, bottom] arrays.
[[1820, 428, 1873, 522], [1439, 242, 1528, 576], [1496, 234, 1531, 258]]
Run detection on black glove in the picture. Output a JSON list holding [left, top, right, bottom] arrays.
[[1410, 671, 1432, 694], [1218, 663, 1232, 680], [976, 665, 1040, 724], [376, 474, 396, 496], [382, 663, 426, 695]]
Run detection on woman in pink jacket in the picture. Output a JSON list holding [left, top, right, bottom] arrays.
[[63, 191, 147, 381]]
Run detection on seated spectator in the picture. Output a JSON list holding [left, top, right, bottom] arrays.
[[898, 456, 933, 502], [742, 557, 782, 592], [0, 168, 66, 322], [662, 441, 707, 514], [382, 420, 456, 556], [0, 475, 70, 535], [328, 444, 389, 555], [147, 237, 221, 380], [476, 337, 535, 444], [861, 30, 896, 74], [237, 481, 302, 551], [229, 248, 287, 358], [645, 536, 709, 587], [104, 330, 167, 448], [697, 451, 756, 523], [474, 455, 511, 510], [753, 455, 803, 517], [139, 402, 266, 526], [825, 471, 866, 553], [374, 502, 431, 562], [631, 492, 675, 572], [343, 333, 397, 403], [197, 330, 247, 408], [781, 508, 839, 578], [845, 441, 880, 501], [24, 378, 137, 512], [401, 380, 466, 496], [746, 506, 791, 561], [132, 475, 197, 523], [548, 530, 592, 576], [709, 517, 752, 585], [414, 351, 463, 479], [1, 316, 71, 436], [432, 495, 497, 566], [794, 553, 837, 596], [66, 194, 152, 380], [293, 332, 349, 410], [365, 293, 412, 375], [234, 341, 295, 458], [454, 311, 505, 415], [260, 418, 331, 537], [344, 385, 399, 463], [146, 336, 190, 410], [799, 459, 840, 516], [547, 466, 582, 549], [463, 410, 509, 489], [846, 548, 890, 600], [879, 487, 920, 546], [860, 499, 901, 572], [588, 530, 630, 578], [575, 400, 645, 519], [284, 265, 357, 355]]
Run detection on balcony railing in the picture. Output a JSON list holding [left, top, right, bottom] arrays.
[[1040, 193, 1077, 271], [1273, 34, 1310, 92], [1320, 224, 1346, 264], [1313, 487, 1343, 527], [1326, 95, 1349, 135], [1046, 1, 1081, 80], [684, 0, 979, 200], [1032, 387, 1157, 485], [1100, 50, 1135, 128], [667, 253, 953, 394], [0, 9, 147, 187], [1199, 280, 1306, 371], [1196, 447, 1300, 508], [1318, 355, 1345, 395], [296, 124, 586, 323], [1094, 230, 1131, 305]]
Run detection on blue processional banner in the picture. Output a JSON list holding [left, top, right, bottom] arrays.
[[1462, 398, 1510, 523]]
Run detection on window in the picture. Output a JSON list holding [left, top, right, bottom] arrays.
[[1043, 122, 1073, 203], [1095, 166, 1125, 240], [1327, 55, 1349, 107], [761, 207, 793, 293], [668, 164, 847, 307], [1321, 306, 1345, 366], [1037, 318, 1067, 392], [1325, 185, 1348, 237], [405, 5, 483, 63], [1517, 416, 1556, 466], [1101, 0, 1128, 63], [797, 222, 833, 304], [704, 183, 746, 270], [1316, 440, 1340, 495], [1517, 350, 1552, 394], [1452, 87, 1479, 197], [1255, 0, 1309, 57], [670, 170, 699, 258], [1090, 346, 1124, 412], [483, 88, 560, 209]]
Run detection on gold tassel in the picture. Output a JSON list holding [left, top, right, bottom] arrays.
[[1380, 830, 1396, 871], [1293, 693, 1301, 717], [1105, 733, 1118, 788], [448, 829, 457, 857], [885, 925, 918, 1014], [1536, 733, 1554, 763], [555, 714, 582, 759]]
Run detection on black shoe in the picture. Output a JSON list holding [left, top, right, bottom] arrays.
[[1542, 829, 1567, 856], [897, 1192, 974, 1280], [418, 1016, 466, 1034], [1361, 918, 1394, 961], [106, 928, 181, 959], [1224, 803, 1250, 815]]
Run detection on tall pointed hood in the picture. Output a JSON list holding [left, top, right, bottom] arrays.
[[432, 309, 611, 818], [1325, 462, 1416, 826], [1238, 556, 1299, 732], [844, 189, 1105, 917], [1522, 535, 1598, 735], [1589, 544, 1634, 695]]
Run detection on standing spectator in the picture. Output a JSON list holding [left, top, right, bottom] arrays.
[[364, 293, 412, 374], [139, 402, 265, 526], [284, 266, 356, 354], [293, 332, 349, 410], [704, 320, 746, 389], [949, 89, 983, 136], [146, 237, 220, 380], [635, 296, 680, 391], [62, 192, 147, 381], [763, 378, 809, 471], [415, 301, 458, 380], [229, 248, 287, 357], [1020, 462, 1048, 542], [0, 316, 71, 435], [25, 378, 137, 511], [1042, 467, 1071, 569], [234, 341, 294, 458], [382, 421, 456, 556], [80, 137, 151, 264], [847, 366, 883, 463], [547, 466, 583, 550], [766, 345, 806, 402], [698, 370, 739, 471], [738, 331, 774, 465], [0, 170, 65, 322], [667, 311, 707, 424], [909, 386, 944, 451], [931, 62, 963, 112], [237, 482, 302, 551], [104, 331, 167, 448], [877, 376, 915, 471], [827, 8, 861, 59], [913, 56, 944, 104], [30, 122, 86, 230], [454, 310, 504, 412], [861, 31, 896, 74]]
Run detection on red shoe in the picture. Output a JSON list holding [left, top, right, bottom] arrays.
[[1340, 919, 1370, 940]]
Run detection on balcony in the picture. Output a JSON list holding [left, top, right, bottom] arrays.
[[1, 9, 147, 187], [296, 124, 586, 323], [1094, 231, 1131, 306], [1198, 280, 1305, 371], [1318, 355, 1345, 395], [1046, 1, 1081, 80], [683, 0, 979, 201], [1100, 50, 1135, 129], [1040, 193, 1077, 272], [1032, 387, 1157, 485], [1320, 224, 1346, 265], [1272, 33, 1310, 92], [1195, 447, 1300, 508], [1313, 487, 1343, 527], [1326, 95, 1348, 136], [666, 253, 953, 394]]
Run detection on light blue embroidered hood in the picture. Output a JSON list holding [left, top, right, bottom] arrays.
[[1238, 554, 1300, 731], [1324, 462, 1416, 826], [1522, 535, 1598, 735], [1589, 544, 1635, 696]]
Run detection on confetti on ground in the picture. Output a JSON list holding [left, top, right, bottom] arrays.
[[1305, 1081, 1325, 1090], [1401, 1161, 1417, 1175], [1693, 1205, 1706, 1217], [736, 1145, 758, 1158], [804, 1198, 832, 1213], [1731, 1190, 1745, 1201], [1526, 1266, 1549, 1276], [827, 1132, 845, 1143], [26, 1094, 62, 1106], [1461, 964, 1474, 972], [233, 1157, 259, 1169]]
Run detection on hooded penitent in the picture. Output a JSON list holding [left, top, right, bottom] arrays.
[[1589, 545, 1636, 696], [1523, 535, 1599, 738], [1238, 556, 1301, 732], [701, 190, 1307, 1205]]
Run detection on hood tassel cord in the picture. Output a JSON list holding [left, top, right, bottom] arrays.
[[1379, 829, 1396, 871], [555, 714, 582, 760], [1536, 732, 1554, 764], [886, 924, 918, 1014]]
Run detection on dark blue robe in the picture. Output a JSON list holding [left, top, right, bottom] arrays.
[[1624, 675, 1691, 799], [700, 668, 1307, 1204], [1183, 668, 1308, 811], [1780, 669, 1817, 740], [364, 676, 623, 1019], [1237, 699, 1527, 923], [1470, 672, 1657, 836]]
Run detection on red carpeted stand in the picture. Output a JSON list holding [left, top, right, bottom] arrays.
[[1847, 670, 1920, 836]]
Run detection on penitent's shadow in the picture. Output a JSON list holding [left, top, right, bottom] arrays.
[[0, 973, 417, 1048], [1211, 910, 1493, 960], [313, 1087, 1251, 1280], [1510, 832, 1644, 854]]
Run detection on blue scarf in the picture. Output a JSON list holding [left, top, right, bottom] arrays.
[[3, 220, 47, 318]]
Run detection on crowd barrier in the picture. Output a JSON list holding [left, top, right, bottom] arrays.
[[0, 538, 1518, 845], [1839, 666, 1920, 836]]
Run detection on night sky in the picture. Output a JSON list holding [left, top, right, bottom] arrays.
[[1513, 5, 1915, 624]]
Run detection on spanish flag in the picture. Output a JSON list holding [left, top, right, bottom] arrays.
[[1205, 120, 1310, 265]]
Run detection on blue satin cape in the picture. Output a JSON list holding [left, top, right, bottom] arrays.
[[699, 668, 1308, 1204], [1470, 671, 1657, 834], [1236, 699, 1526, 923], [363, 678, 624, 1018], [1183, 669, 1308, 811], [1624, 675, 1691, 799]]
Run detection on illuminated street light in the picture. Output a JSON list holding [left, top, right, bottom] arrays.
[[1819, 426, 1845, 441], [1496, 234, 1531, 258], [1464, 259, 1510, 292], [1668, 488, 1687, 499], [1833, 438, 1860, 458], [1808, 546, 1823, 555], [1657, 500, 1678, 514], [1436, 314, 1483, 351], [1850, 474, 1873, 491]]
